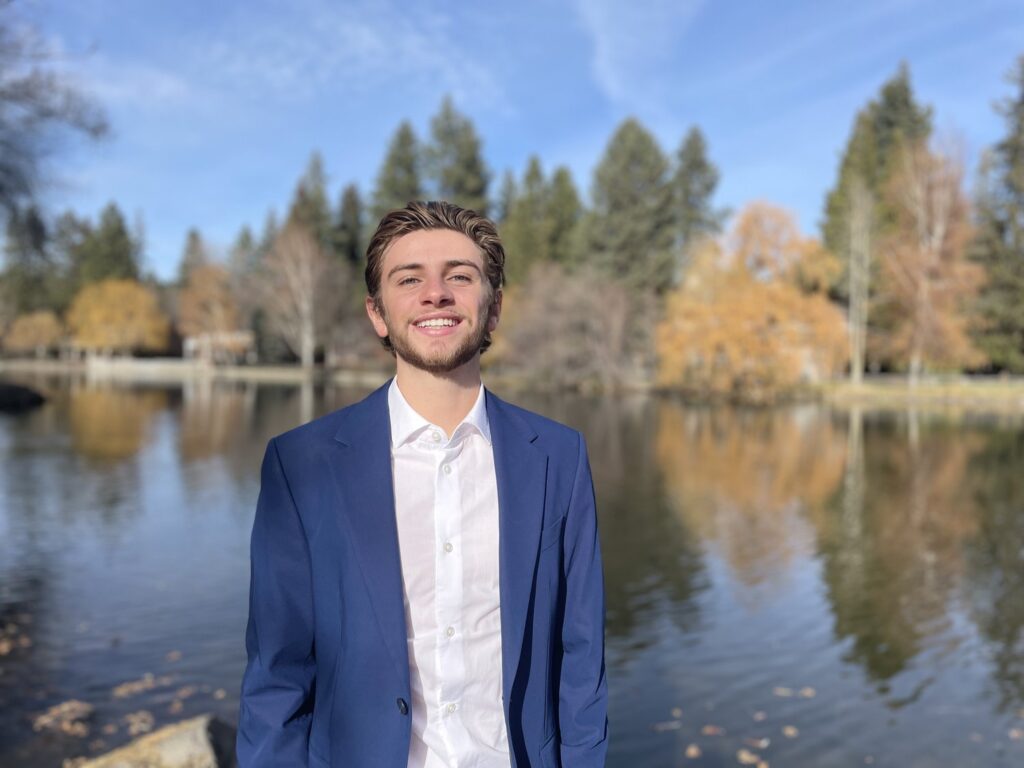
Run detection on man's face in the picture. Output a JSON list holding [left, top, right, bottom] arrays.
[[366, 229, 501, 375]]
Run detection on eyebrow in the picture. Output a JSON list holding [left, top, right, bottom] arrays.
[[386, 259, 483, 279]]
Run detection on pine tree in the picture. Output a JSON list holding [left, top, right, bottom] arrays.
[[288, 152, 332, 251], [495, 170, 517, 225], [73, 202, 140, 286], [372, 121, 423, 221], [972, 56, 1024, 372], [823, 63, 932, 268], [585, 118, 674, 295], [673, 127, 725, 273], [501, 156, 549, 285], [426, 96, 489, 215], [546, 166, 583, 266], [333, 183, 364, 266], [1, 204, 57, 314], [177, 228, 209, 285]]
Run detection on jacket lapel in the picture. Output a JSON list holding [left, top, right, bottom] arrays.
[[487, 391, 549, 707], [329, 383, 410, 691]]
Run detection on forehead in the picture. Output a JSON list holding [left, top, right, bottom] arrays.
[[382, 228, 483, 269]]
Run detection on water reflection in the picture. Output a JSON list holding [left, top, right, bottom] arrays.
[[1, 380, 1022, 766]]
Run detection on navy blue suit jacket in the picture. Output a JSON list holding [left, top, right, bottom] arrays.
[[237, 382, 608, 767]]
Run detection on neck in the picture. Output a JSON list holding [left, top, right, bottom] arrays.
[[394, 356, 483, 435]]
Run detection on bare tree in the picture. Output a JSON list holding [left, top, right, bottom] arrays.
[[0, 7, 107, 215], [847, 175, 873, 385], [256, 222, 343, 369]]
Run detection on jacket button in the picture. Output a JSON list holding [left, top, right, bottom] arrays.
[[397, 697, 409, 715]]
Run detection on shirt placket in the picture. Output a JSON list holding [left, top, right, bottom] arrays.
[[435, 433, 467, 764]]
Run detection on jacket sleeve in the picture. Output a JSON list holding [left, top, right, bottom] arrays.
[[237, 438, 316, 767], [559, 433, 609, 766]]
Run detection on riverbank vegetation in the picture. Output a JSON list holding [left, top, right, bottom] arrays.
[[1, 3, 1022, 403]]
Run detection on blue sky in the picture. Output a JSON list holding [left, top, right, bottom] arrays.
[[30, 0, 1024, 280]]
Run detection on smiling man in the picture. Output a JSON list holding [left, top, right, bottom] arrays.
[[237, 201, 608, 768]]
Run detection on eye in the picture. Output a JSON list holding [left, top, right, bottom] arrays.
[[450, 273, 473, 283], [397, 276, 420, 286]]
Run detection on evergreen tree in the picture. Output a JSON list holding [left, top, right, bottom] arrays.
[[426, 96, 490, 215], [177, 227, 209, 285], [372, 121, 423, 220], [547, 166, 583, 266], [1, 204, 58, 315], [822, 63, 932, 272], [73, 202, 140, 286], [673, 127, 725, 270], [228, 225, 257, 280], [333, 183, 364, 266], [288, 151, 332, 250], [585, 118, 675, 295], [258, 210, 280, 258], [495, 170, 517, 225], [972, 56, 1024, 372], [501, 156, 549, 285]]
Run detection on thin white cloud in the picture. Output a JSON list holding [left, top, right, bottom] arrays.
[[572, 0, 706, 110]]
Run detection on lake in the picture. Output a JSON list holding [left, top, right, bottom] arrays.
[[1, 374, 1022, 767]]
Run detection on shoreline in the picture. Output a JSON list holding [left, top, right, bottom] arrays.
[[3, 358, 1024, 411]]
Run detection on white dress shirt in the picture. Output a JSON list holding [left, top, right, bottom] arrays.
[[388, 379, 511, 768]]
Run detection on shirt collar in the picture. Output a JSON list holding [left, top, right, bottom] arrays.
[[387, 377, 491, 448]]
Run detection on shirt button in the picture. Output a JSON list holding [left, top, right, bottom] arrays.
[[445, 626, 455, 638], [446, 703, 457, 714], [443, 541, 453, 553], [431, 431, 442, 443], [442, 463, 452, 475]]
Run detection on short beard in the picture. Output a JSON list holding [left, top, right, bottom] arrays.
[[382, 302, 494, 375]]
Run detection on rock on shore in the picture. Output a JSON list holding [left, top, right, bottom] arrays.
[[0, 382, 45, 412], [77, 715, 237, 768]]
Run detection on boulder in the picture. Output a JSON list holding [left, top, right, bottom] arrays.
[[79, 715, 237, 768], [0, 382, 46, 413]]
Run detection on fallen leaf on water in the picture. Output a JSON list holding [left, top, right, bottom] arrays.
[[773, 687, 794, 698], [798, 687, 816, 699], [752, 711, 767, 722], [744, 737, 770, 749], [969, 732, 984, 743], [32, 700, 94, 735], [736, 748, 759, 765], [112, 673, 174, 699], [1008, 728, 1023, 741], [168, 700, 183, 714], [651, 720, 682, 732], [124, 710, 154, 736], [213, 688, 226, 700], [671, 707, 683, 719], [685, 744, 701, 759], [757, 762, 769, 768], [101, 723, 118, 736], [0, 638, 11, 656], [782, 725, 799, 738], [88, 739, 105, 752], [165, 650, 183, 662], [702, 724, 725, 736]]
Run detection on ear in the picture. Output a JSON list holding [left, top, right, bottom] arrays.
[[365, 296, 388, 339], [487, 289, 502, 332]]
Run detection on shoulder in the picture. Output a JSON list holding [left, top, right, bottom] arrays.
[[486, 389, 584, 458]]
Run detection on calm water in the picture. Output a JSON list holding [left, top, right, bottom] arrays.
[[1, 374, 1023, 767]]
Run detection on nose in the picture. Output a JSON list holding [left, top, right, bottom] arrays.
[[419, 274, 453, 306]]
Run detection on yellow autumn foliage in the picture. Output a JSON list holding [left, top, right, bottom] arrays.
[[66, 279, 170, 354], [657, 232, 848, 402], [3, 310, 63, 354]]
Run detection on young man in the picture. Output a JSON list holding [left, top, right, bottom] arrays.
[[237, 201, 607, 768]]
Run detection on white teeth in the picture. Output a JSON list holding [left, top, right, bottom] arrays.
[[416, 318, 457, 328]]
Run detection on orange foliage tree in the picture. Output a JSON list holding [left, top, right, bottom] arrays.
[[873, 141, 986, 381], [178, 263, 241, 338], [656, 204, 848, 402], [3, 310, 62, 356], [66, 279, 170, 355]]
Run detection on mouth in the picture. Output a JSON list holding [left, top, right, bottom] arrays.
[[411, 314, 463, 336]]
